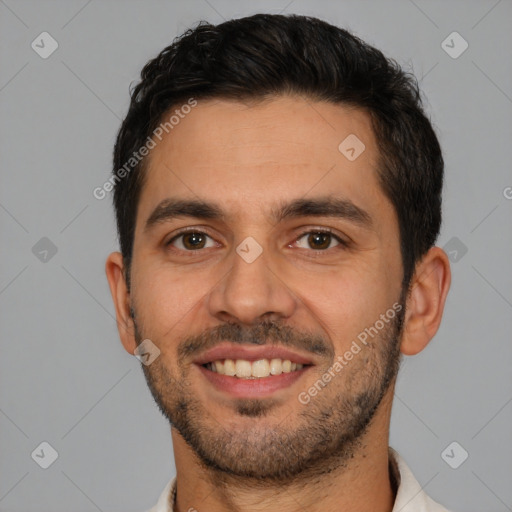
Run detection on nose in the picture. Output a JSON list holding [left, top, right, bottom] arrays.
[[206, 242, 297, 325]]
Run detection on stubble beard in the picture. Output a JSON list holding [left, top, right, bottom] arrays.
[[134, 308, 404, 484]]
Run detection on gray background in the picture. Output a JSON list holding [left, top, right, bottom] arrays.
[[1, 0, 511, 511]]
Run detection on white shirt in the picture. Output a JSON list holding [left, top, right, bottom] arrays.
[[145, 447, 452, 512]]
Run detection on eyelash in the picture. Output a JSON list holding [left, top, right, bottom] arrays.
[[165, 227, 349, 253]]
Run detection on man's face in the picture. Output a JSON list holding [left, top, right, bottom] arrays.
[[128, 95, 405, 480]]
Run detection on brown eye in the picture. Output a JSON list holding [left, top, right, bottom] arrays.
[[167, 231, 215, 251], [182, 233, 206, 249], [308, 232, 331, 250], [295, 231, 342, 251]]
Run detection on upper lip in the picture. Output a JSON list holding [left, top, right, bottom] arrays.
[[193, 342, 315, 365]]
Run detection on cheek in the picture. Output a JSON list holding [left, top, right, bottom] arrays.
[[287, 261, 398, 347], [131, 263, 215, 342]]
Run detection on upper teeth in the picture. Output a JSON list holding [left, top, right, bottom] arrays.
[[205, 358, 304, 378]]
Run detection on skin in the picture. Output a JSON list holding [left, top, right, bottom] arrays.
[[106, 95, 451, 512]]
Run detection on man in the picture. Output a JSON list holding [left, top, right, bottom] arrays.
[[105, 13, 452, 512]]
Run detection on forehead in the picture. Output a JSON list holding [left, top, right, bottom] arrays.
[[136, 95, 392, 228]]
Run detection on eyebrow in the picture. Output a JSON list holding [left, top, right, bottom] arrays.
[[144, 196, 373, 233]]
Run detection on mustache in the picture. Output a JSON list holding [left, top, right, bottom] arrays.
[[177, 321, 333, 361]]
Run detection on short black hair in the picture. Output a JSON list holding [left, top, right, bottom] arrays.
[[112, 13, 443, 292]]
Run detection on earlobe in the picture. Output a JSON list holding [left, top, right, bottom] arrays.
[[400, 247, 451, 356], [105, 252, 137, 354]]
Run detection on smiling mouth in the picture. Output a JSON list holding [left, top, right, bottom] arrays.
[[201, 358, 312, 379]]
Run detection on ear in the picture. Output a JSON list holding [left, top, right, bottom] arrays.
[[400, 246, 451, 356], [105, 251, 137, 355]]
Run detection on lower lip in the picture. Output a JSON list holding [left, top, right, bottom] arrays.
[[196, 364, 311, 398]]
